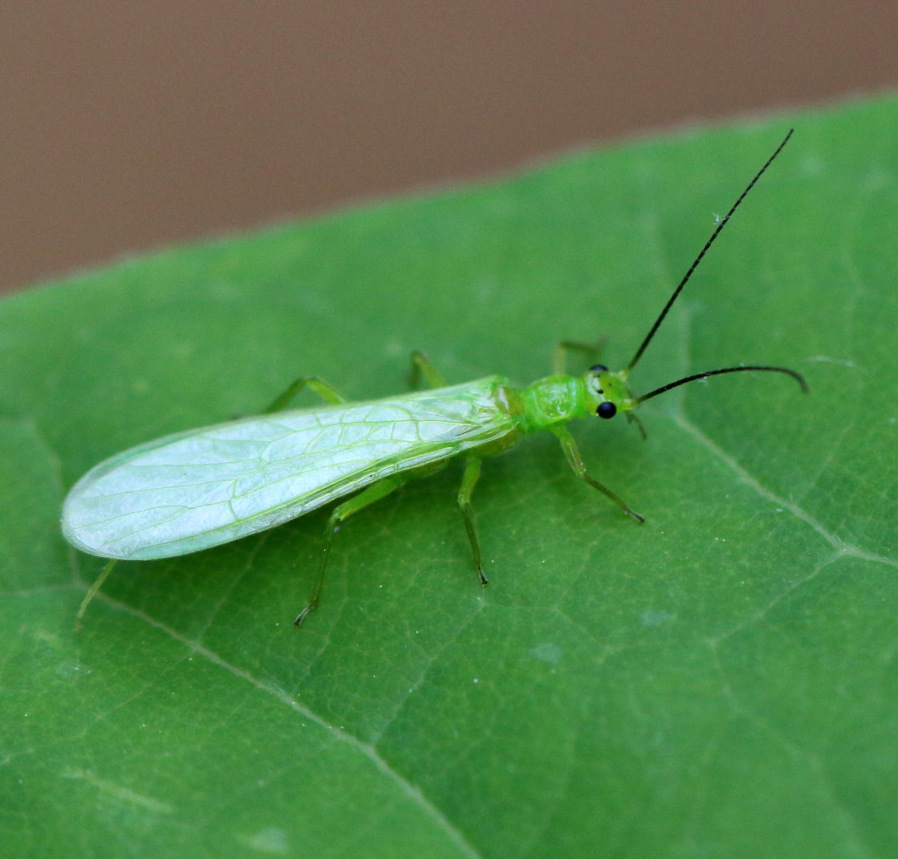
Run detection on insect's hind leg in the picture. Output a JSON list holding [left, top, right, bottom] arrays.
[[75, 559, 118, 629], [295, 471, 422, 626], [550, 424, 644, 523], [263, 376, 350, 414], [272, 353, 444, 419]]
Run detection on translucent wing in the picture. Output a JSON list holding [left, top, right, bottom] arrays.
[[62, 376, 515, 560]]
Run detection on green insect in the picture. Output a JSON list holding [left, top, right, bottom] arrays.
[[63, 130, 806, 626]]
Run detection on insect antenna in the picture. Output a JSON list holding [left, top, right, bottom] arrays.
[[636, 364, 807, 405], [623, 129, 794, 377]]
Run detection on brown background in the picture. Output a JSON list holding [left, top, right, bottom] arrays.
[[2, 2, 897, 295]]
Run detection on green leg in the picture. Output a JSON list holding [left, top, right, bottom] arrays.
[[626, 411, 648, 441], [76, 559, 117, 630], [457, 456, 489, 585], [552, 338, 608, 375], [551, 425, 644, 523], [408, 350, 448, 390], [295, 473, 413, 625], [272, 352, 444, 415], [263, 376, 349, 414]]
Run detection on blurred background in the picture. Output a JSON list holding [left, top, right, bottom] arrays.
[[2, 2, 897, 294]]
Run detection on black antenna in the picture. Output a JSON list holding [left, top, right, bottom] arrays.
[[624, 129, 794, 376], [637, 364, 808, 405]]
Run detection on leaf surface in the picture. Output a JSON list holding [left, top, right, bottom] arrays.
[[3, 94, 897, 857]]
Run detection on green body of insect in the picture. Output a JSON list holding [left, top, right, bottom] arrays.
[[63, 130, 807, 626]]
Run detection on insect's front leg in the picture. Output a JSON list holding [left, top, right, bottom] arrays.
[[550, 425, 644, 523], [551, 338, 608, 375], [263, 376, 349, 414]]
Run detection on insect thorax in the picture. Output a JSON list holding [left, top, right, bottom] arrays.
[[519, 375, 592, 432]]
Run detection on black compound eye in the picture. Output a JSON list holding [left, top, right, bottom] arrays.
[[589, 364, 608, 373], [597, 401, 617, 419]]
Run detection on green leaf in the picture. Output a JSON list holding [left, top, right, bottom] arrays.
[[3, 93, 898, 857]]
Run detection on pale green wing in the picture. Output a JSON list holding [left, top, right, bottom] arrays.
[[62, 376, 515, 560]]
